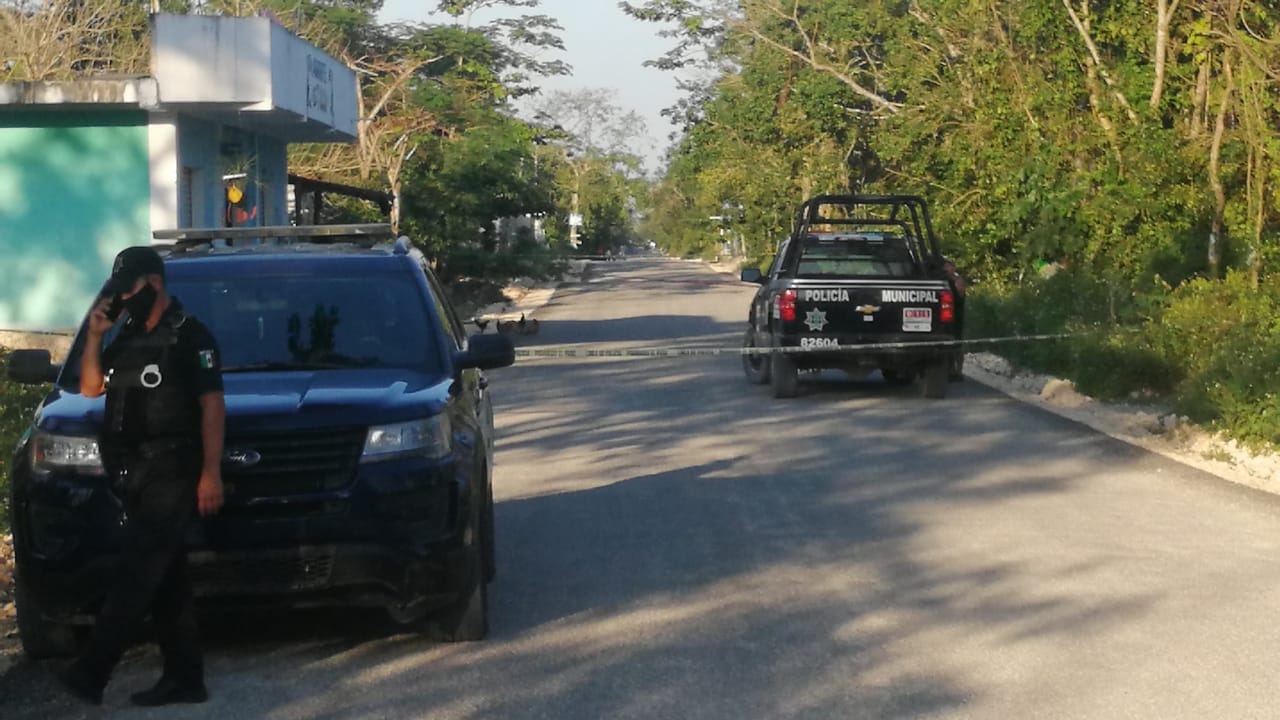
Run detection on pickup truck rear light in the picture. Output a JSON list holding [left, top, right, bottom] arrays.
[[777, 289, 797, 322], [941, 290, 955, 324]]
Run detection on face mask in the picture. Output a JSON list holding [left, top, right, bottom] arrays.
[[122, 283, 158, 320]]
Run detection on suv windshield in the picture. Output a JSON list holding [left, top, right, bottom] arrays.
[[62, 269, 442, 383]]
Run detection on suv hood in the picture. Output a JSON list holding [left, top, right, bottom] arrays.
[[35, 369, 452, 435]]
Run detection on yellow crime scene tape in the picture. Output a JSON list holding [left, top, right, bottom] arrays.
[[510, 333, 1078, 359]]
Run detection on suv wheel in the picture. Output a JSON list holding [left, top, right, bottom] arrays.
[[428, 502, 490, 642], [482, 480, 496, 584], [741, 328, 770, 384], [14, 569, 79, 659]]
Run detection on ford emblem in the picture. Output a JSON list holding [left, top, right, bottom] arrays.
[[223, 448, 262, 469]]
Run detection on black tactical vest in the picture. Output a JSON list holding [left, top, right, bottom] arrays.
[[102, 312, 202, 448]]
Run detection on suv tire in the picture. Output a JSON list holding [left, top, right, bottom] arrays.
[[482, 480, 496, 584], [428, 501, 489, 642], [15, 569, 79, 659]]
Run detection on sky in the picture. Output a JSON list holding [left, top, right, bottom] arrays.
[[378, 0, 689, 174]]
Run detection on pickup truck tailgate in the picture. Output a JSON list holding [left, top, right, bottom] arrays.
[[787, 279, 953, 336]]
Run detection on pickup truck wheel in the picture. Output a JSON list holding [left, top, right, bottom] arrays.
[[881, 369, 914, 386], [770, 352, 799, 398], [920, 362, 949, 399], [741, 328, 770, 384], [15, 569, 79, 659], [949, 351, 966, 382]]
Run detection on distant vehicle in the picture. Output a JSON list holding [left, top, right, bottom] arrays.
[[739, 195, 965, 399], [6, 224, 515, 658]]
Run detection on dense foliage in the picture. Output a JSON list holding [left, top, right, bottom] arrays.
[[628, 0, 1280, 446]]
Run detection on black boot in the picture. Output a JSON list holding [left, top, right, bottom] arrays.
[[129, 676, 209, 706]]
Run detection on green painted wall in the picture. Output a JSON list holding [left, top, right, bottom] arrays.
[[0, 111, 150, 331]]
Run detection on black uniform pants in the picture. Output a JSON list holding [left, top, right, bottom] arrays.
[[74, 449, 203, 689]]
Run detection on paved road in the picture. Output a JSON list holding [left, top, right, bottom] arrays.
[[6, 257, 1280, 719]]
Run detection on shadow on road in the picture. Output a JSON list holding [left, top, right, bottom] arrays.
[[0, 260, 1173, 719]]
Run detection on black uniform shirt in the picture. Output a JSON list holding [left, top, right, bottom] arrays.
[[101, 299, 223, 448]]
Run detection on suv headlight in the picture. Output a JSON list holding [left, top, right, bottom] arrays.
[[361, 416, 452, 462], [30, 431, 107, 476]]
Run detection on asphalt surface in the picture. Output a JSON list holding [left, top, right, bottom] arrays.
[[6, 257, 1280, 719]]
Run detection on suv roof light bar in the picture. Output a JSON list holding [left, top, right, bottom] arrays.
[[152, 224, 395, 245]]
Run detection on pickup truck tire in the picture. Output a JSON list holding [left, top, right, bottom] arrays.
[[770, 352, 799, 398], [949, 352, 965, 382], [920, 362, 949, 399], [15, 569, 79, 659], [881, 369, 915, 386], [741, 328, 770, 384]]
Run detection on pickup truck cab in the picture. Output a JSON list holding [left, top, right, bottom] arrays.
[[5, 224, 515, 658], [740, 194, 964, 399]]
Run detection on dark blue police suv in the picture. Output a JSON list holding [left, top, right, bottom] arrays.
[[5, 226, 514, 657]]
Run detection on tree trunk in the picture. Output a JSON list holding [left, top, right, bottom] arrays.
[[1150, 0, 1180, 109], [1207, 49, 1233, 280], [391, 179, 402, 235], [1190, 60, 1210, 137]]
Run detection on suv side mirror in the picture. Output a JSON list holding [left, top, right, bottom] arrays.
[[740, 268, 765, 284], [7, 349, 61, 385], [456, 334, 515, 371]]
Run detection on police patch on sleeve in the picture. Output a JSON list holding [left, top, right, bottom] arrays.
[[198, 349, 217, 370]]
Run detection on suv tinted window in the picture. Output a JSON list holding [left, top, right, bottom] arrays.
[[63, 269, 443, 380], [184, 273, 437, 371], [422, 269, 466, 350]]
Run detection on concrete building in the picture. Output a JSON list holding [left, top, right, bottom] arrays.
[[0, 12, 358, 331]]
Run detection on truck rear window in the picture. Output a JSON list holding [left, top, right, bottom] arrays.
[[795, 233, 918, 278]]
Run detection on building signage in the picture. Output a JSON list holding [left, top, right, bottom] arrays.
[[306, 54, 334, 123]]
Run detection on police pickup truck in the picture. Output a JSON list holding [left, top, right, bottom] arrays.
[[740, 194, 963, 399]]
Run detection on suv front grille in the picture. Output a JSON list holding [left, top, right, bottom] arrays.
[[223, 427, 365, 498], [189, 547, 336, 595]]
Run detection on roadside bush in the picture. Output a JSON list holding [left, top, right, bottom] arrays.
[[1, 347, 52, 531], [971, 269, 1280, 448], [1147, 272, 1280, 446], [442, 242, 569, 285], [966, 270, 1172, 396]]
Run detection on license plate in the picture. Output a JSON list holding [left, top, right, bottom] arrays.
[[903, 308, 932, 332]]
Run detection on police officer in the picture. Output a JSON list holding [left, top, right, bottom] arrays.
[[61, 246, 225, 707]]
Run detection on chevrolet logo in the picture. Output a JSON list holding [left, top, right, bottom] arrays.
[[855, 304, 881, 315]]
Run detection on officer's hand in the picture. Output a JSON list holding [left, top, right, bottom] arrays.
[[197, 468, 224, 516], [88, 298, 116, 337]]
